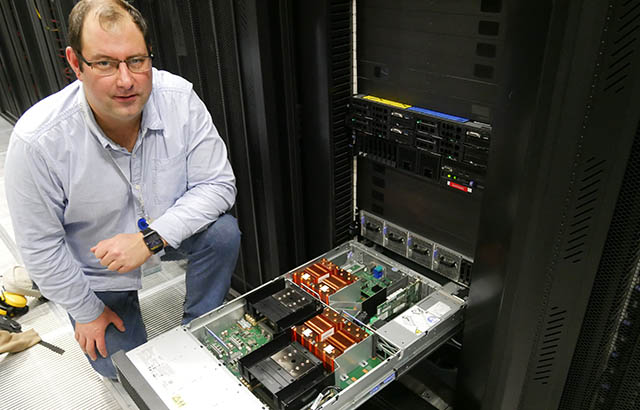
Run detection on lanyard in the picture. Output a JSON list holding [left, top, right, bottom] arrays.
[[106, 146, 148, 218]]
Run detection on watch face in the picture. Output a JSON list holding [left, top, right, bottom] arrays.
[[148, 236, 163, 251], [144, 231, 164, 253]]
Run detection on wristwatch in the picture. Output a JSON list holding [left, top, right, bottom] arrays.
[[141, 228, 164, 254]]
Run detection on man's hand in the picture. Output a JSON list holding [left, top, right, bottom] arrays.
[[91, 232, 151, 273], [74, 306, 125, 361]]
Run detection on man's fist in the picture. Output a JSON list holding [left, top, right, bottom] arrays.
[[91, 232, 151, 273]]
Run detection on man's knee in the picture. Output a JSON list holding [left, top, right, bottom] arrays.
[[206, 213, 241, 253], [89, 356, 118, 380]]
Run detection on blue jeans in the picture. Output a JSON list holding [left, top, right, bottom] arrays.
[[69, 214, 241, 379]]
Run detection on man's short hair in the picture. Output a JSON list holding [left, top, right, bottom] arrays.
[[68, 0, 151, 58]]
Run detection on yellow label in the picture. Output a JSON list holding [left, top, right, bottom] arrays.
[[363, 95, 411, 109], [172, 396, 186, 407]]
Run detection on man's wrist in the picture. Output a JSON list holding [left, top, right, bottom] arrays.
[[141, 228, 165, 254], [72, 298, 105, 324]]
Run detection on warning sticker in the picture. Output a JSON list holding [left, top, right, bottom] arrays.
[[427, 301, 451, 317], [394, 301, 452, 335], [394, 306, 440, 335]]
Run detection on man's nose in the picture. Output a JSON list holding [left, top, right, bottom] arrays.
[[115, 61, 134, 88]]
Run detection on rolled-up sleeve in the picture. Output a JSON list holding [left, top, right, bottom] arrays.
[[149, 91, 236, 248], [5, 135, 104, 323]]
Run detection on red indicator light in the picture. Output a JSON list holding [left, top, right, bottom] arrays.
[[447, 181, 473, 193]]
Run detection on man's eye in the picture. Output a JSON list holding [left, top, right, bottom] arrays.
[[95, 61, 113, 68], [128, 58, 144, 66]]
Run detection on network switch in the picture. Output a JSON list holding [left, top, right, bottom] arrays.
[[350, 94, 492, 196]]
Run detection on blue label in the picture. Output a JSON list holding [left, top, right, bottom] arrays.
[[369, 372, 397, 395], [409, 106, 469, 123]]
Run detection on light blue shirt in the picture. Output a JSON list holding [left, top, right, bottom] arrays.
[[5, 69, 236, 323]]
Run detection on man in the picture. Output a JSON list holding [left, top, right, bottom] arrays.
[[4, 0, 240, 380]]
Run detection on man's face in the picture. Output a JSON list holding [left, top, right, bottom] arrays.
[[70, 13, 152, 128]]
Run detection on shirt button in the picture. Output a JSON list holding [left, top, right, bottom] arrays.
[[132, 154, 137, 158], [135, 184, 141, 190]]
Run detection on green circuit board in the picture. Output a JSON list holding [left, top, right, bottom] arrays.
[[338, 356, 384, 389], [203, 316, 272, 377], [358, 268, 392, 299], [344, 263, 392, 301], [344, 263, 366, 276], [372, 279, 421, 324]]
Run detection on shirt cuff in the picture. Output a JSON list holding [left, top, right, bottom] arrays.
[[149, 212, 189, 249], [68, 293, 105, 324]]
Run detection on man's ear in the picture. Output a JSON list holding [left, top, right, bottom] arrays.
[[65, 46, 83, 81]]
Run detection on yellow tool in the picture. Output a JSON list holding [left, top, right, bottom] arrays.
[[0, 226, 37, 317], [0, 289, 29, 317]]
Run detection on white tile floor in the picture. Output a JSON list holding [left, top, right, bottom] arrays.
[[0, 116, 187, 409]]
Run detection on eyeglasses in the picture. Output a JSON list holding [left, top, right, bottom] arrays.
[[76, 51, 154, 76]]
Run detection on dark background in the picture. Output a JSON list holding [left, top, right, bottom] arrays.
[[2, 1, 640, 409]]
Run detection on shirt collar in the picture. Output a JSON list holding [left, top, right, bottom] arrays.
[[78, 86, 112, 150], [140, 83, 164, 134]]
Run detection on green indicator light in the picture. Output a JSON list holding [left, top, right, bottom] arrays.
[[417, 120, 421, 124], [454, 176, 457, 180]]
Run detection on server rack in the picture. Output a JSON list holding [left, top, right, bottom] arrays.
[[0, 1, 41, 121], [0, 0, 74, 121], [294, 0, 355, 257], [457, 1, 640, 409], [0, 44, 21, 122], [285, 1, 640, 409]]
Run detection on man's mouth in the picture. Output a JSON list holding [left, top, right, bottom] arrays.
[[114, 94, 137, 102]]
